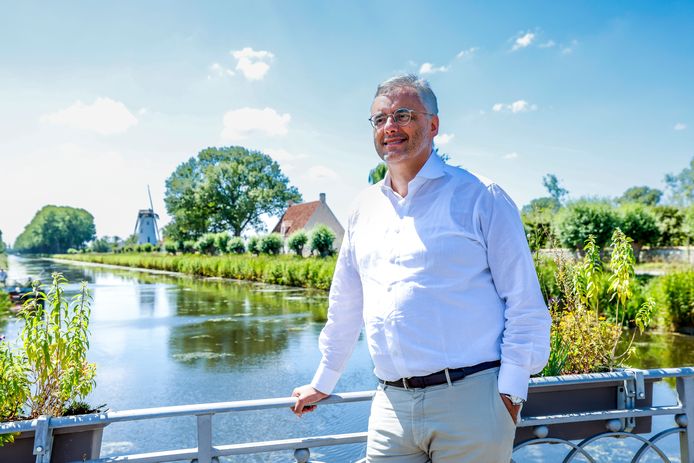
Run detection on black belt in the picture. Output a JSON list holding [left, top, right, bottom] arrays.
[[380, 360, 501, 389]]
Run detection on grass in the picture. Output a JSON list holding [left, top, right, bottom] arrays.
[[54, 253, 337, 291]]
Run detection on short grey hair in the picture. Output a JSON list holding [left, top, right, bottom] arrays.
[[374, 74, 438, 115]]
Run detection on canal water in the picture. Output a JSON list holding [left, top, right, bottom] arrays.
[[2, 255, 693, 462]]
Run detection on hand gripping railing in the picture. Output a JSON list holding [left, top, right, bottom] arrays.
[[1, 367, 693, 463]]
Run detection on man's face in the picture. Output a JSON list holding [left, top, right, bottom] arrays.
[[370, 88, 439, 166]]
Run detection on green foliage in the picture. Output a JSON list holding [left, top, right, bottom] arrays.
[[259, 233, 284, 255], [522, 197, 560, 250], [537, 229, 656, 374], [368, 163, 388, 184], [164, 241, 178, 254], [665, 156, 694, 206], [653, 270, 694, 330], [618, 203, 660, 249], [310, 224, 336, 257], [181, 240, 196, 254], [653, 205, 687, 246], [14, 205, 96, 254], [618, 186, 663, 206], [247, 236, 260, 255], [214, 233, 232, 255], [287, 231, 309, 256], [542, 174, 568, 204], [139, 243, 154, 253], [0, 292, 11, 314], [57, 253, 337, 291], [164, 146, 302, 240], [684, 205, 694, 242], [195, 233, 218, 255], [0, 274, 96, 432], [227, 237, 246, 254], [554, 200, 619, 249], [0, 229, 6, 253], [89, 237, 113, 253]]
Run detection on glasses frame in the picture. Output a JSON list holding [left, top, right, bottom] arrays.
[[368, 108, 435, 129]]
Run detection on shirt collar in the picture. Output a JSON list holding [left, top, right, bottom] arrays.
[[382, 149, 446, 191]]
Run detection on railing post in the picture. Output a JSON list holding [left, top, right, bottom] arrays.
[[33, 415, 53, 463], [676, 375, 694, 463], [196, 413, 213, 463]]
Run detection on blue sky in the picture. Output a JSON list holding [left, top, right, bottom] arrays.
[[1, 1, 692, 244]]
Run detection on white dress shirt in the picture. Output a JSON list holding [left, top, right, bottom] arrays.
[[310, 152, 551, 400]]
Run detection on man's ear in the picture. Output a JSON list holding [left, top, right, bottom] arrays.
[[430, 115, 440, 138]]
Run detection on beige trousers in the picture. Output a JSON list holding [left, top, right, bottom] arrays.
[[366, 367, 516, 463]]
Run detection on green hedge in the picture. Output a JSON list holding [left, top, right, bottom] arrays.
[[654, 270, 694, 330], [54, 253, 337, 291]]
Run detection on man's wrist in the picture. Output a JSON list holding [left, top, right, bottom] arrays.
[[501, 393, 525, 406]]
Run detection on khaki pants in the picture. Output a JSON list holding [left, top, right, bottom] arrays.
[[366, 368, 516, 463]]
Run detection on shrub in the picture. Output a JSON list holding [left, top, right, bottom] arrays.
[[618, 203, 660, 256], [227, 237, 246, 254], [0, 292, 11, 314], [287, 231, 308, 256], [195, 233, 218, 255], [164, 241, 178, 254], [67, 248, 79, 254], [652, 205, 687, 246], [310, 224, 336, 257], [247, 236, 261, 255], [554, 200, 620, 250], [181, 240, 197, 254], [140, 243, 154, 253], [259, 233, 284, 255], [654, 270, 694, 331], [214, 233, 232, 255], [0, 274, 96, 444]]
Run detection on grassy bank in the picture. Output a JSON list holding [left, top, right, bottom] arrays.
[[0, 253, 7, 269], [54, 253, 337, 290]]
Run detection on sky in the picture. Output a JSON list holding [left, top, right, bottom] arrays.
[[0, 1, 692, 245]]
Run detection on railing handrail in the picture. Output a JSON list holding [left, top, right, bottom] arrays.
[[1, 366, 693, 435]]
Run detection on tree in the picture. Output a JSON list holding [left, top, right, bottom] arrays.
[[554, 200, 619, 250], [368, 163, 387, 185], [287, 231, 308, 256], [164, 146, 302, 239], [543, 174, 569, 204], [0, 229, 5, 253], [259, 233, 284, 255], [618, 203, 660, 260], [14, 206, 96, 254], [521, 197, 560, 250], [652, 206, 686, 246], [617, 186, 662, 206], [665, 156, 694, 206], [310, 224, 336, 257]]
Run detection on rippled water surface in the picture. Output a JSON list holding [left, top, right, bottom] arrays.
[[2, 256, 693, 462]]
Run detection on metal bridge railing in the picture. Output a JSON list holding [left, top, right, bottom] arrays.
[[1, 367, 693, 463]]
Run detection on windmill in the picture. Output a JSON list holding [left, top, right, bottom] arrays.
[[133, 186, 160, 245]]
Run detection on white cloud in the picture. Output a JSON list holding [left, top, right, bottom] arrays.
[[456, 47, 479, 59], [539, 40, 556, 48], [512, 32, 535, 51], [419, 62, 450, 74], [561, 40, 579, 55], [503, 152, 519, 160], [434, 133, 455, 146], [40, 97, 138, 135], [208, 62, 235, 79], [306, 165, 338, 180], [492, 100, 537, 113], [221, 107, 290, 141], [674, 122, 687, 131], [265, 148, 308, 162], [231, 47, 274, 81]]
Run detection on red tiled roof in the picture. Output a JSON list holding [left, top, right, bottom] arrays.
[[272, 201, 321, 236]]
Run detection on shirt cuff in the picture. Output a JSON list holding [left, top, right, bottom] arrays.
[[310, 363, 341, 395], [498, 362, 531, 400]]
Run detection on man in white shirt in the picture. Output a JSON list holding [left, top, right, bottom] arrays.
[[292, 74, 551, 462]]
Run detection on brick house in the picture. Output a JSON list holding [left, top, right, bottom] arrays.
[[272, 193, 344, 255]]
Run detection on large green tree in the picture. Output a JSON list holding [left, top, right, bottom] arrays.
[[617, 186, 663, 206], [0, 229, 5, 253], [165, 146, 302, 239], [13, 206, 96, 253], [665, 156, 694, 206]]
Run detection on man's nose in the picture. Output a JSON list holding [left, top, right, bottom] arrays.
[[383, 114, 399, 132]]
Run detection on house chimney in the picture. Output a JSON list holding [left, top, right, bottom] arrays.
[[319, 193, 326, 204], [287, 200, 295, 207]]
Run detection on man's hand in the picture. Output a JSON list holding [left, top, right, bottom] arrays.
[[291, 385, 328, 417], [499, 394, 521, 425]]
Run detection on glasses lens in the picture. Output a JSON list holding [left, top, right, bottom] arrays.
[[394, 109, 412, 125], [371, 114, 386, 127]]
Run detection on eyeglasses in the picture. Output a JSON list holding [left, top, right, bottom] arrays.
[[368, 108, 434, 129]]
